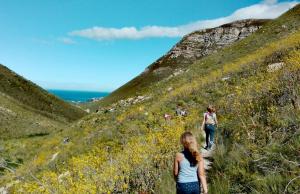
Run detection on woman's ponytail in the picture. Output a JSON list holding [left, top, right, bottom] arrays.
[[188, 141, 201, 162], [180, 132, 202, 164]]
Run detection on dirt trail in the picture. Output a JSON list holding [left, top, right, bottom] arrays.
[[199, 128, 214, 170], [200, 129, 214, 194]]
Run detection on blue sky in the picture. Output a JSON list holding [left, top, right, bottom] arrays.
[[0, 0, 298, 91]]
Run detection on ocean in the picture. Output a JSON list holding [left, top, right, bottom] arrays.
[[47, 89, 109, 103]]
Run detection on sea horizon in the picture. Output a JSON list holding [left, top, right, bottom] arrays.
[[47, 89, 110, 103]]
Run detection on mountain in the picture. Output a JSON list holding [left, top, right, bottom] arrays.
[[2, 4, 300, 194], [0, 65, 87, 121], [0, 64, 87, 182], [99, 19, 269, 106], [0, 64, 87, 139], [0, 63, 88, 184]]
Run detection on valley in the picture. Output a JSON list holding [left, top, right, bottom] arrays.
[[1, 4, 300, 194]]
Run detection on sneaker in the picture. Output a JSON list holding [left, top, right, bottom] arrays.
[[210, 142, 215, 150], [207, 142, 213, 149]]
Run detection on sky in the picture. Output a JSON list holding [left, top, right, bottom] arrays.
[[0, 0, 298, 92]]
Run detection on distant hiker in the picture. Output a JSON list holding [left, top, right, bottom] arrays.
[[176, 107, 182, 116], [176, 106, 188, 117], [201, 105, 218, 150], [63, 137, 70, 144], [164, 113, 172, 121], [180, 109, 188, 117], [174, 132, 208, 194]]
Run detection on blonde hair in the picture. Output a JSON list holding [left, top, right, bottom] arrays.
[[180, 132, 201, 163]]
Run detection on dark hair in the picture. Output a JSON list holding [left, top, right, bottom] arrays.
[[207, 105, 215, 113]]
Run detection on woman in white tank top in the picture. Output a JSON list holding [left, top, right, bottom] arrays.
[[173, 132, 208, 194], [201, 105, 218, 150]]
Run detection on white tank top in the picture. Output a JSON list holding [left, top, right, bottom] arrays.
[[177, 152, 198, 183], [204, 112, 216, 125]]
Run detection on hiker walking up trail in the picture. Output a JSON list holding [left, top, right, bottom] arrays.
[[173, 132, 208, 194], [202, 105, 218, 150]]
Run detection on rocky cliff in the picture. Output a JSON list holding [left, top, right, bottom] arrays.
[[148, 19, 269, 73], [99, 19, 270, 106]]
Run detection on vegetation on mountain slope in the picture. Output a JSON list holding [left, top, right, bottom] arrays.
[[0, 92, 66, 139], [1, 4, 300, 194], [0, 64, 87, 122], [0, 65, 86, 185]]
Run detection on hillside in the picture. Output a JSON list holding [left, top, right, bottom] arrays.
[[0, 65, 87, 186], [2, 4, 300, 194], [0, 64, 87, 122], [99, 19, 269, 107], [0, 92, 67, 139]]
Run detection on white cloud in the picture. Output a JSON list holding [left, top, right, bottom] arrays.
[[70, 1, 298, 41], [58, 37, 76, 44]]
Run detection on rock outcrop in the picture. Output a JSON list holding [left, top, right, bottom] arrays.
[[97, 95, 151, 113], [148, 19, 269, 73], [167, 19, 267, 62], [267, 62, 285, 72]]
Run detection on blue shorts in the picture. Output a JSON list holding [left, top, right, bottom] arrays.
[[176, 182, 200, 194]]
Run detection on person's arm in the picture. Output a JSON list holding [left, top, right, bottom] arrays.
[[201, 114, 206, 130], [173, 153, 180, 181], [214, 113, 218, 127], [198, 157, 208, 194]]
